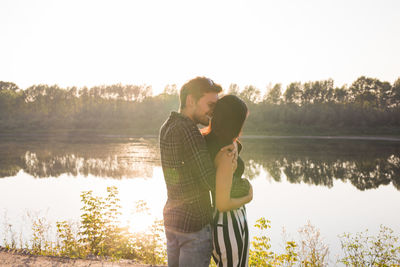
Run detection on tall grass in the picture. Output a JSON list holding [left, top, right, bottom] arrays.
[[1, 186, 166, 264], [2, 188, 400, 266]]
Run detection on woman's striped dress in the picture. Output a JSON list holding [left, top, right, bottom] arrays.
[[212, 206, 249, 267], [204, 132, 251, 267]]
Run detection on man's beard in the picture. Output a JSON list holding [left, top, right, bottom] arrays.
[[193, 113, 210, 126]]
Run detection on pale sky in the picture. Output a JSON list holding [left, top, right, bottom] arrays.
[[1, 0, 399, 95]]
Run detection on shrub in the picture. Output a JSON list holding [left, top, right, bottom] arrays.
[[249, 217, 298, 266], [339, 225, 400, 266]]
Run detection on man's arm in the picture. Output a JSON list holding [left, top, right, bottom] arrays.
[[180, 124, 216, 191]]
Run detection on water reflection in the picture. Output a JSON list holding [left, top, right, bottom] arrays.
[[0, 138, 159, 179], [239, 138, 400, 191], [1, 137, 399, 191]]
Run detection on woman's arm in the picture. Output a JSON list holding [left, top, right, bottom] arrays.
[[214, 150, 253, 212]]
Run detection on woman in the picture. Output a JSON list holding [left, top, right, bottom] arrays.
[[202, 95, 253, 267]]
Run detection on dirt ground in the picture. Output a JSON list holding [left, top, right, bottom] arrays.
[[0, 250, 165, 267]]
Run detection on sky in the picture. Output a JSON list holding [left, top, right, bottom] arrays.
[[1, 0, 399, 95]]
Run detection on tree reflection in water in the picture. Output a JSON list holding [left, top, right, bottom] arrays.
[[239, 138, 400, 191], [0, 138, 159, 179], [0, 137, 399, 191]]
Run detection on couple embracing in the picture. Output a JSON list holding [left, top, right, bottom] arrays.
[[159, 77, 253, 267]]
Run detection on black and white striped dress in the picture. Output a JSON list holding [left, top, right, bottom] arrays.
[[212, 206, 249, 267], [204, 132, 251, 267]]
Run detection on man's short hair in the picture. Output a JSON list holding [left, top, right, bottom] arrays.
[[180, 77, 222, 110]]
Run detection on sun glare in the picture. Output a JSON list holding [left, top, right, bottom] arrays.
[[127, 212, 155, 234], [117, 168, 167, 233]]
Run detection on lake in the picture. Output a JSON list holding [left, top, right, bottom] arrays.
[[1, 135, 400, 264]]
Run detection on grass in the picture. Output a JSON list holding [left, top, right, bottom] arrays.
[[2, 187, 400, 266]]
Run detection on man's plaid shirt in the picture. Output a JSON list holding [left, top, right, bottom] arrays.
[[159, 112, 216, 233]]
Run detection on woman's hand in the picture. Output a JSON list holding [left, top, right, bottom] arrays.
[[232, 156, 238, 173], [232, 141, 238, 172]]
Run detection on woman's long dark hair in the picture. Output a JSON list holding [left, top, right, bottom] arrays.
[[202, 95, 248, 144]]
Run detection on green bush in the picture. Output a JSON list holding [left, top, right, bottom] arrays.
[[3, 188, 400, 266], [55, 186, 167, 264], [21, 186, 167, 264], [249, 217, 298, 266], [339, 225, 400, 266]]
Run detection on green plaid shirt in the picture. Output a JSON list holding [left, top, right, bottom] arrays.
[[159, 112, 216, 233]]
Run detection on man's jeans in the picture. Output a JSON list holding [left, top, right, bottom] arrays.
[[165, 224, 212, 267]]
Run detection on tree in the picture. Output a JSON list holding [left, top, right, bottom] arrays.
[[227, 83, 240, 96], [240, 85, 261, 104], [283, 82, 302, 104], [162, 84, 177, 96], [301, 79, 334, 104], [138, 85, 152, 101], [390, 77, 400, 107], [349, 76, 384, 108], [333, 86, 348, 103], [301, 81, 313, 104], [379, 81, 392, 109], [0, 81, 19, 91], [264, 83, 282, 105], [0, 82, 21, 120], [315, 79, 334, 104]]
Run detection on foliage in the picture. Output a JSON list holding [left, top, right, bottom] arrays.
[[2, 210, 18, 250], [265, 83, 282, 105], [297, 221, 329, 266], [56, 220, 81, 257], [249, 217, 298, 266], [1, 76, 400, 135], [132, 219, 167, 265], [55, 186, 167, 264], [339, 225, 400, 266], [77, 186, 135, 259], [1, 187, 167, 264], [3, 203, 400, 267], [29, 213, 54, 255]]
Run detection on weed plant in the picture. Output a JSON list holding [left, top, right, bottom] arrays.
[[2, 186, 166, 264], [2, 188, 400, 266], [339, 225, 400, 266]]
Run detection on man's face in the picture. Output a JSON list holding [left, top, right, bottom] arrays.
[[192, 92, 218, 126]]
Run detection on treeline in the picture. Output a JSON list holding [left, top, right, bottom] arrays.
[[234, 76, 400, 133], [1, 76, 400, 135]]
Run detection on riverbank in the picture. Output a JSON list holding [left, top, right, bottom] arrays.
[[1, 125, 400, 139], [1, 129, 399, 143], [241, 135, 400, 141], [0, 247, 166, 267]]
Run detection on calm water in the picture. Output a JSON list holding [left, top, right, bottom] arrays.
[[1, 135, 400, 263]]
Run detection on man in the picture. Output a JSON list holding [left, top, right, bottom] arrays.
[[159, 77, 235, 266]]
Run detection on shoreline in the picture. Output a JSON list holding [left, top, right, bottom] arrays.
[[1, 131, 400, 142], [240, 135, 400, 142], [0, 247, 165, 267]]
